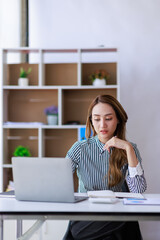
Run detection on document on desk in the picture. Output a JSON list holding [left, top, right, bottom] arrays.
[[0, 190, 15, 198], [123, 198, 160, 205], [89, 197, 119, 204], [87, 190, 145, 199]]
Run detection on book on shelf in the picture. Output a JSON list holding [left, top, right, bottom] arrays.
[[4, 121, 44, 126]]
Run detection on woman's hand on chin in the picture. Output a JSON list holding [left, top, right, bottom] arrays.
[[103, 136, 129, 153], [103, 136, 138, 167]]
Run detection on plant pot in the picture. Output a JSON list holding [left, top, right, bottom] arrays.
[[18, 78, 29, 87], [93, 78, 106, 86], [47, 115, 58, 125]]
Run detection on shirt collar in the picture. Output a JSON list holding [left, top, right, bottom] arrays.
[[95, 135, 105, 153]]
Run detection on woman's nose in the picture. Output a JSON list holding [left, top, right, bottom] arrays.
[[100, 119, 107, 127]]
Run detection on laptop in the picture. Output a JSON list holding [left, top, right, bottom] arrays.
[[12, 157, 87, 203]]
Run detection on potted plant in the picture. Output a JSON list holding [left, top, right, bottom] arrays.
[[89, 69, 110, 86], [18, 67, 32, 87], [44, 105, 58, 125], [13, 145, 31, 157]]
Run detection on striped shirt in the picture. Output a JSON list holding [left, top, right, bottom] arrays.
[[66, 135, 147, 193]]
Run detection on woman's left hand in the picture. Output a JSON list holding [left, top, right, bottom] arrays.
[[103, 136, 129, 153], [103, 136, 138, 167]]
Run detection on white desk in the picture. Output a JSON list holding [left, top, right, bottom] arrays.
[[0, 194, 160, 239]]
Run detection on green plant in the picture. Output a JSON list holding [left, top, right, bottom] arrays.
[[19, 67, 32, 78], [13, 145, 31, 157], [89, 69, 110, 82]]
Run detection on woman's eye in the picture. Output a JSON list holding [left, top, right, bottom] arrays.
[[106, 118, 112, 121], [93, 118, 112, 121], [93, 119, 100, 121]]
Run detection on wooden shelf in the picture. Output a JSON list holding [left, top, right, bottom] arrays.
[[45, 63, 78, 86], [7, 63, 38, 86], [44, 129, 78, 157], [3, 129, 38, 165], [4, 89, 58, 123], [3, 168, 13, 192], [62, 88, 117, 125], [0, 47, 119, 191], [82, 62, 117, 86]]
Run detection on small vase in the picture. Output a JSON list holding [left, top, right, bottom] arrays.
[[18, 78, 29, 87], [47, 115, 58, 125], [93, 78, 106, 86]]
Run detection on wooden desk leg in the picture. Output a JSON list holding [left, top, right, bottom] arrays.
[[17, 220, 22, 238], [0, 219, 3, 240]]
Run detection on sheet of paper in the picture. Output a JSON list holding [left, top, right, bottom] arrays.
[[0, 190, 15, 198], [87, 190, 115, 198], [115, 192, 145, 199], [123, 198, 160, 205], [87, 190, 145, 199], [89, 197, 119, 204]]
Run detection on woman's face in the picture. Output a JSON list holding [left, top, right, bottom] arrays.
[[92, 102, 119, 143]]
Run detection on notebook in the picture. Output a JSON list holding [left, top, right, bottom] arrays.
[[12, 157, 87, 203]]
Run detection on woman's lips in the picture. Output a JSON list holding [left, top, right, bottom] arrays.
[[100, 130, 108, 134]]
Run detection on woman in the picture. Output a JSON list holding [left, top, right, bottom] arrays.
[[63, 95, 147, 240]]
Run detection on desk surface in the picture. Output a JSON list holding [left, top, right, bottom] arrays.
[[0, 194, 160, 221]]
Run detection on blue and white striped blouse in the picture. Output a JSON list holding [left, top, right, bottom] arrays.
[[66, 135, 147, 193]]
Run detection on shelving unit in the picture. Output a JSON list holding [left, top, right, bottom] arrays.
[[0, 47, 120, 192]]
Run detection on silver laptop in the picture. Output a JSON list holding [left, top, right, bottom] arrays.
[[12, 157, 87, 203]]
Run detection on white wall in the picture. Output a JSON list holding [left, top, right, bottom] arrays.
[[0, 0, 20, 48], [29, 1, 160, 239]]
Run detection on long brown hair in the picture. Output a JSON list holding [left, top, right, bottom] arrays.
[[85, 95, 128, 187]]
